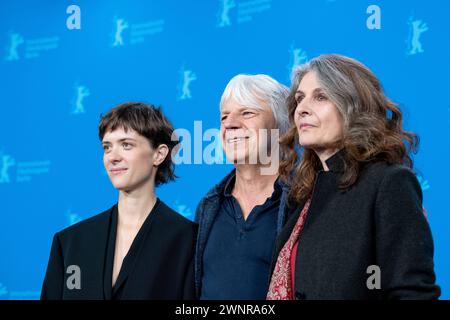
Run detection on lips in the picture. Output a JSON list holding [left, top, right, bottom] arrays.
[[299, 123, 316, 130], [110, 168, 128, 175], [226, 136, 249, 143]]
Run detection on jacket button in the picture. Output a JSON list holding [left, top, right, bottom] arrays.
[[295, 291, 306, 300]]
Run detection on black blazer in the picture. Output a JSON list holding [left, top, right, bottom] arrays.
[[41, 199, 197, 300], [271, 151, 440, 300]]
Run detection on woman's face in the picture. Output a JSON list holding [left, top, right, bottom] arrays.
[[102, 127, 157, 192], [293, 71, 344, 153]]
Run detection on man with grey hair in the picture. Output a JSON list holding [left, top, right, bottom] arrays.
[[194, 74, 290, 299]]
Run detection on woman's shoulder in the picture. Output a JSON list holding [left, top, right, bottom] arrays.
[[156, 200, 197, 233], [360, 161, 420, 193], [55, 205, 115, 241], [362, 161, 416, 180]]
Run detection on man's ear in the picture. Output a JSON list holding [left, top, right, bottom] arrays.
[[153, 144, 169, 166]]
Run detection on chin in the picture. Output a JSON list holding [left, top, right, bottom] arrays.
[[224, 149, 246, 162], [225, 156, 242, 164], [298, 139, 316, 148], [112, 184, 127, 191], [225, 153, 247, 164], [110, 179, 130, 190]]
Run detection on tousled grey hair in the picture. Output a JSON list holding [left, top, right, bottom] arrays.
[[290, 55, 366, 130], [220, 74, 290, 135]]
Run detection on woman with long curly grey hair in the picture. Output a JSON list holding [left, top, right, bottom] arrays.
[[267, 54, 440, 300]]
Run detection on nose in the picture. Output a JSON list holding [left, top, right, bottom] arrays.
[[295, 99, 312, 118], [106, 146, 123, 165], [222, 112, 242, 130]]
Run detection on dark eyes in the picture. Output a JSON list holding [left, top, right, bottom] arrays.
[[295, 95, 304, 104], [102, 142, 133, 152], [295, 93, 327, 104]]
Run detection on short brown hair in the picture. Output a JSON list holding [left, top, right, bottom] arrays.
[[98, 102, 178, 186]]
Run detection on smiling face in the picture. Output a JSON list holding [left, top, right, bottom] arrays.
[[220, 98, 277, 165], [102, 127, 158, 192], [294, 71, 344, 154]]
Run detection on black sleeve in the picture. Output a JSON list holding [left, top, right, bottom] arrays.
[[374, 166, 440, 299], [182, 223, 198, 300], [182, 255, 196, 300], [40, 233, 64, 300]]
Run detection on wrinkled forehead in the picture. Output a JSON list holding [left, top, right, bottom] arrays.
[[296, 71, 323, 92]]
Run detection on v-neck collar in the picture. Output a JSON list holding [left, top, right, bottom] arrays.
[[103, 198, 161, 299]]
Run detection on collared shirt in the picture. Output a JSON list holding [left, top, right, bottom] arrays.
[[200, 174, 282, 300]]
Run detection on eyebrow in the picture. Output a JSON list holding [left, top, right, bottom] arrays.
[[102, 138, 137, 144], [296, 88, 324, 95], [221, 106, 260, 113]]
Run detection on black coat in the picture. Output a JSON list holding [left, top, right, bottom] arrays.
[[271, 151, 440, 300], [41, 199, 197, 300]]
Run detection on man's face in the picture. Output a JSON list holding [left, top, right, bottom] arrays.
[[220, 98, 277, 165]]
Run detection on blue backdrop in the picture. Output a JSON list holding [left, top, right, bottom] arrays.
[[0, 0, 448, 299]]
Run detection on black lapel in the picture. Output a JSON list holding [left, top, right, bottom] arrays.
[[271, 200, 305, 270], [103, 205, 117, 300], [76, 206, 112, 299]]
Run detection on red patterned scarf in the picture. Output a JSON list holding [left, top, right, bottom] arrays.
[[267, 199, 311, 300]]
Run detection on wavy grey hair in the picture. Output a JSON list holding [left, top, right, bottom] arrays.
[[220, 74, 290, 135]]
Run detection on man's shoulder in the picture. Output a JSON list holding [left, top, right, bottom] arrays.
[[195, 170, 235, 221]]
